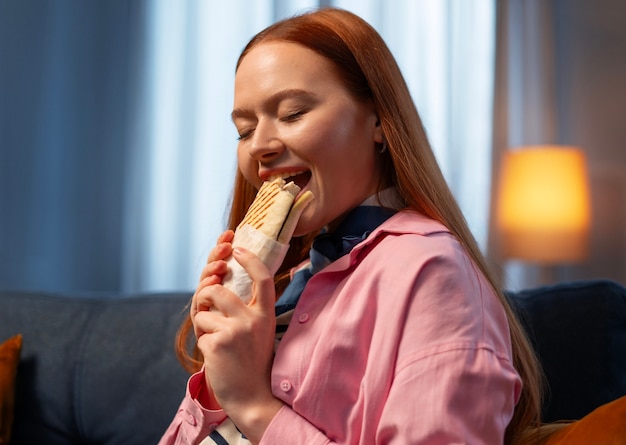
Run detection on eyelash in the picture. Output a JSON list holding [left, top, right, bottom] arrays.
[[237, 131, 253, 141], [236, 110, 306, 141], [280, 110, 304, 122]]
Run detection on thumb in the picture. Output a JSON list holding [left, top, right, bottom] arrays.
[[232, 247, 276, 312]]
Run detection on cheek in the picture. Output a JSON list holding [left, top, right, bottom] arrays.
[[237, 146, 261, 187], [317, 119, 376, 176]]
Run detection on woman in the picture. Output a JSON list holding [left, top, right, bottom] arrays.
[[161, 7, 542, 445]]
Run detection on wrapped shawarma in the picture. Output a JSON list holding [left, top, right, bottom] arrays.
[[222, 177, 314, 303]]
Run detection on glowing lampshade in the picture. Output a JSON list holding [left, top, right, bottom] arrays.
[[496, 146, 591, 263]]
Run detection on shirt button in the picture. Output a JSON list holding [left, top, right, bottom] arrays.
[[298, 313, 309, 323], [280, 379, 293, 392]]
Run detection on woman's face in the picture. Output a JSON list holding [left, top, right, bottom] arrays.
[[233, 41, 383, 236]]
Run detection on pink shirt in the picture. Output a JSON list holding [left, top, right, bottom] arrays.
[[160, 211, 521, 444]]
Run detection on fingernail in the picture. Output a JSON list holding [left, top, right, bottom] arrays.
[[233, 247, 244, 256]]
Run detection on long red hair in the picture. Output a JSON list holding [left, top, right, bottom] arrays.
[[176, 8, 543, 444]]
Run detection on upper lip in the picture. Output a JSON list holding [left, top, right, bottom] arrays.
[[260, 168, 309, 182]]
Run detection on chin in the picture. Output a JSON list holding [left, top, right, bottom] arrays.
[[293, 226, 316, 238], [293, 215, 324, 238]]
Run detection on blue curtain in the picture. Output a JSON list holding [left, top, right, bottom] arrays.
[[0, 0, 495, 293], [488, 0, 561, 289], [0, 0, 146, 291]]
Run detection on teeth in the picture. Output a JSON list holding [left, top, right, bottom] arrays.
[[267, 170, 307, 182]]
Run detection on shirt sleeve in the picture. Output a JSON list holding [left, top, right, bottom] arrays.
[[158, 370, 228, 445], [378, 345, 521, 444]]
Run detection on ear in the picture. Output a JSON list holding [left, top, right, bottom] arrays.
[[373, 115, 384, 144]]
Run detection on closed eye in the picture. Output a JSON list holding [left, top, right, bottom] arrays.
[[279, 110, 306, 122], [237, 129, 254, 141]]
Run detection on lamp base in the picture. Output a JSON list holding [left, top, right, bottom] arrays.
[[501, 228, 588, 263], [538, 264, 557, 286]]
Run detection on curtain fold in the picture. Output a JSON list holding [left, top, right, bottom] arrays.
[[0, 0, 142, 292], [336, 1, 495, 253], [488, 0, 559, 288]]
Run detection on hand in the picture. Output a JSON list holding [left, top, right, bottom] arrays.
[[191, 232, 284, 442], [191, 230, 234, 339]]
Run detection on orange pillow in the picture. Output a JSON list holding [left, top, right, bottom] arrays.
[[0, 334, 22, 445], [543, 395, 626, 445]]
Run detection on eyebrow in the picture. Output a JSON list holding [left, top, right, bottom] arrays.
[[231, 88, 316, 120]]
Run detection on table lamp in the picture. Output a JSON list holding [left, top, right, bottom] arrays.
[[495, 146, 591, 277]]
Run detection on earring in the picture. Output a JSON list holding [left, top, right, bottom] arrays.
[[378, 140, 387, 154]]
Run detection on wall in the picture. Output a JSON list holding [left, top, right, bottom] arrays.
[[553, 0, 626, 285]]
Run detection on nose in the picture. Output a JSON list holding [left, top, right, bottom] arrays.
[[247, 119, 284, 162]]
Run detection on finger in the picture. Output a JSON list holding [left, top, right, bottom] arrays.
[[196, 260, 228, 304], [198, 230, 235, 283], [192, 301, 225, 339], [217, 230, 235, 244], [194, 284, 220, 312], [197, 260, 229, 287], [192, 284, 232, 338], [232, 247, 275, 312], [207, 230, 235, 263], [191, 275, 222, 315], [207, 242, 233, 266], [196, 280, 248, 316]]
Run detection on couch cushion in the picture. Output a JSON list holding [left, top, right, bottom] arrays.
[[77, 294, 193, 444], [543, 394, 626, 444], [507, 280, 626, 422], [0, 291, 192, 445], [0, 334, 22, 444]]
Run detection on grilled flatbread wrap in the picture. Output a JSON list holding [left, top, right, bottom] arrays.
[[222, 177, 314, 303]]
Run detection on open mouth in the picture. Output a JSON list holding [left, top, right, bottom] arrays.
[[268, 170, 311, 192], [290, 171, 311, 191]]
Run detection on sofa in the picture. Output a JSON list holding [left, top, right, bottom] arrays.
[[0, 291, 192, 445], [1, 279, 625, 444]]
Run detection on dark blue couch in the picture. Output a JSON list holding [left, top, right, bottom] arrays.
[[1, 291, 192, 445], [509, 280, 626, 423], [1, 280, 625, 444]]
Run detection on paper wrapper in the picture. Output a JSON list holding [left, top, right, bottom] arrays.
[[221, 224, 290, 304]]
